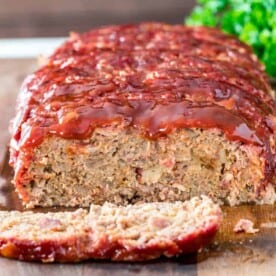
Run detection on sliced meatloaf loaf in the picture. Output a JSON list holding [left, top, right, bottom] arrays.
[[10, 22, 275, 207], [0, 196, 222, 262]]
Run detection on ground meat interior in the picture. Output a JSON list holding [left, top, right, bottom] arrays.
[[25, 127, 275, 207]]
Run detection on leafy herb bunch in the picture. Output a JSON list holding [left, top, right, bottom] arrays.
[[186, 0, 276, 77]]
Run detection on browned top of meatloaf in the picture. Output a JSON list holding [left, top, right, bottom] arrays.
[[10, 22, 275, 183]]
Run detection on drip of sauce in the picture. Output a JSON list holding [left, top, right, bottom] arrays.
[[19, 101, 264, 149]]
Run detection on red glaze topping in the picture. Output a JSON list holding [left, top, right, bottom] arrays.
[[10, 22, 275, 186]]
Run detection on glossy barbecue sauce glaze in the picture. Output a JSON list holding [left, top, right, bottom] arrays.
[[11, 23, 276, 184]]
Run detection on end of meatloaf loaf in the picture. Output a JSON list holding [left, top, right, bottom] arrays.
[[9, 22, 276, 207], [0, 196, 222, 262]]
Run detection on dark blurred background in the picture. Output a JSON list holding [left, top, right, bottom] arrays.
[[0, 0, 195, 37]]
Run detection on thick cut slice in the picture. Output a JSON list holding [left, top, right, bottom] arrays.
[[0, 196, 222, 262]]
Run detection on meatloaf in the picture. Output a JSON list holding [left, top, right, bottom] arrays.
[[10, 22, 276, 207], [0, 196, 222, 262]]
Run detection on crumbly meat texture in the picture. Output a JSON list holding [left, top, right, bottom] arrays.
[[233, 219, 259, 234], [22, 127, 275, 208], [9, 22, 276, 207], [0, 196, 222, 262]]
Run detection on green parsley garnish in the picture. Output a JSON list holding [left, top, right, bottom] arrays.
[[186, 0, 276, 77]]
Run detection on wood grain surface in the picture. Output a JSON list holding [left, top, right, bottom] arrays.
[[0, 59, 275, 276]]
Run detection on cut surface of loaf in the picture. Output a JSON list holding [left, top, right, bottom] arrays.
[[26, 128, 274, 207], [10, 22, 275, 207], [0, 196, 222, 262]]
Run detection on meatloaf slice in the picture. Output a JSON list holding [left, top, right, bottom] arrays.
[[0, 196, 222, 262], [9, 22, 275, 207]]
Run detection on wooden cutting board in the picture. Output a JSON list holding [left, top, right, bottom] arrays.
[[0, 59, 275, 276]]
